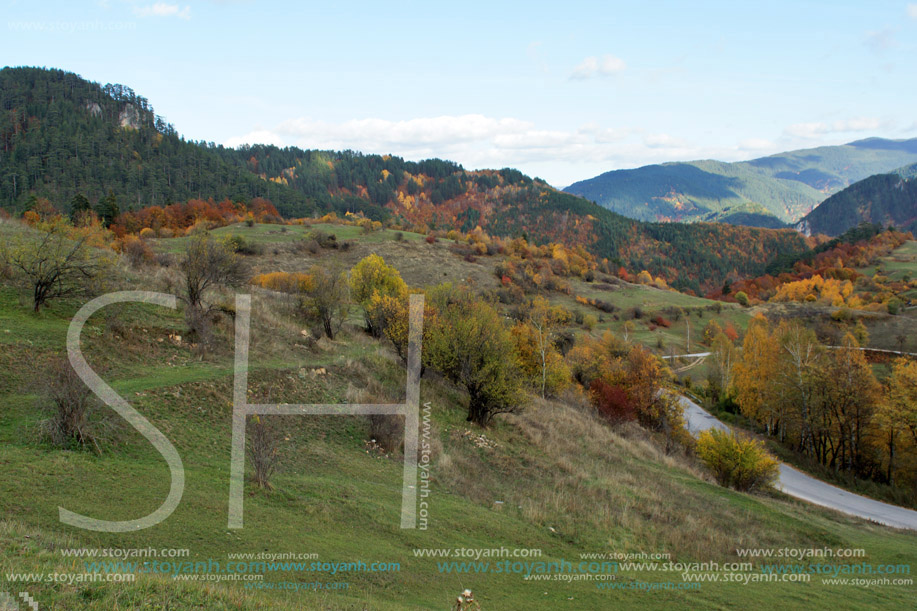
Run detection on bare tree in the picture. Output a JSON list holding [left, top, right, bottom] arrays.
[[39, 356, 117, 453], [683, 308, 691, 352], [178, 233, 246, 341], [622, 320, 635, 342], [710, 332, 737, 395], [1, 220, 113, 311], [247, 414, 280, 489]]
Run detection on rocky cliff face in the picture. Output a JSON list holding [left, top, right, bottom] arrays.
[[118, 103, 141, 129], [85, 101, 102, 117]]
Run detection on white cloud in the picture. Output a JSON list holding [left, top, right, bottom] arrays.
[[644, 133, 688, 149], [596, 129, 633, 144], [570, 54, 626, 80], [220, 112, 905, 187], [833, 117, 883, 131], [224, 115, 837, 187], [784, 122, 829, 139], [493, 130, 577, 150], [908, 4, 917, 18], [738, 138, 776, 151], [134, 3, 191, 19], [224, 129, 286, 149], [784, 117, 883, 139], [274, 114, 533, 151], [224, 115, 664, 185]]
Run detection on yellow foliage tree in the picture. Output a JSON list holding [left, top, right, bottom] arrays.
[[874, 359, 917, 484], [349, 254, 408, 336], [733, 315, 781, 436]]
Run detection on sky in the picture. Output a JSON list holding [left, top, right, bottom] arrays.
[[2, 0, 917, 187]]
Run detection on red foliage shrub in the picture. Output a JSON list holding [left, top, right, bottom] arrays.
[[652, 315, 671, 328], [111, 197, 282, 239], [589, 379, 636, 424]]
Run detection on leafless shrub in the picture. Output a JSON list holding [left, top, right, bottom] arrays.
[[154, 252, 175, 267], [178, 234, 246, 343], [247, 414, 280, 490], [345, 382, 403, 454], [38, 357, 118, 453], [370, 414, 404, 454]]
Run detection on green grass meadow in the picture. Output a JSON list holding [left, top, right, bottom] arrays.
[[1, 222, 915, 609]]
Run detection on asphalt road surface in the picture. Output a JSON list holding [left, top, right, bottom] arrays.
[[677, 394, 917, 530]]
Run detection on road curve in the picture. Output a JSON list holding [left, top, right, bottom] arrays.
[[677, 394, 917, 530]]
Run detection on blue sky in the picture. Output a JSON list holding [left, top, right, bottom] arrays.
[[3, 0, 917, 186]]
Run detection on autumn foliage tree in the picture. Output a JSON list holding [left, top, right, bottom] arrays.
[[708, 331, 738, 402], [424, 285, 523, 427], [369, 290, 435, 365], [733, 314, 782, 437], [887, 359, 917, 445], [349, 254, 408, 336], [513, 297, 571, 398], [817, 334, 881, 471], [875, 359, 917, 486], [624, 345, 688, 452], [731, 314, 915, 495], [570, 332, 688, 451]]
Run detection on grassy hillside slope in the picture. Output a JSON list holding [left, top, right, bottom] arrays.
[[1, 220, 914, 609]]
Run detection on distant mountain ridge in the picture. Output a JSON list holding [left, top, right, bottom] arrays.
[[564, 138, 917, 225], [796, 162, 917, 236]]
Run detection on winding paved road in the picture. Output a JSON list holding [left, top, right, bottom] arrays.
[[677, 395, 917, 530]]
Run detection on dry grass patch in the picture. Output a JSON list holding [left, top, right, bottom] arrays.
[[432, 395, 832, 562]]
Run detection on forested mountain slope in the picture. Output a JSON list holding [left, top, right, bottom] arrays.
[[564, 138, 917, 224], [797, 163, 917, 236], [0, 66, 809, 293]]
